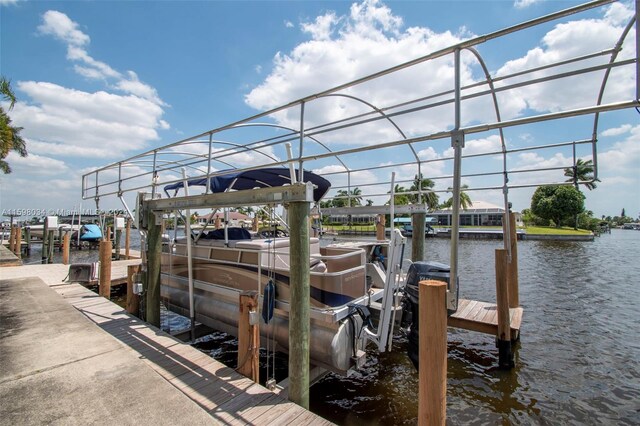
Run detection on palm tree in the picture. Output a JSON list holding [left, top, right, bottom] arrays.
[[409, 173, 439, 210], [387, 184, 410, 206], [564, 159, 599, 190], [335, 187, 363, 207], [0, 77, 27, 174], [441, 185, 473, 210]]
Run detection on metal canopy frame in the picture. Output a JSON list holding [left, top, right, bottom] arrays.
[[84, 0, 639, 290]]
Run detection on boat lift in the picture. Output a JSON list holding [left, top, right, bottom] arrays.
[[82, 0, 639, 408]]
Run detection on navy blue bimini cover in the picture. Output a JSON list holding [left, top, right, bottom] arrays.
[[164, 167, 330, 202]]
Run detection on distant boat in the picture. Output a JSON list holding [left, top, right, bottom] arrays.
[[28, 223, 102, 243]]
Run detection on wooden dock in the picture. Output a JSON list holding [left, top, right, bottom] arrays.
[[448, 298, 523, 338], [0, 263, 333, 425]]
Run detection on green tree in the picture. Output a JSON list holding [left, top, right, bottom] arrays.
[[409, 173, 439, 210], [387, 184, 410, 205], [564, 159, 600, 190], [0, 77, 27, 174], [621, 207, 625, 217], [531, 185, 585, 228], [440, 185, 473, 210]]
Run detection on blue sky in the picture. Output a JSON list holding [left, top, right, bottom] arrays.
[[1, 0, 638, 220]]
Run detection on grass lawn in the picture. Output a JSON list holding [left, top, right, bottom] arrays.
[[524, 226, 592, 235]]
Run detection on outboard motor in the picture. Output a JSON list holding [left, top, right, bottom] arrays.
[[403, 261, 459, 370]]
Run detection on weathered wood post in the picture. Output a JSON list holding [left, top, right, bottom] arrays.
[[99, 239, 112, 299], [238, 291, 259, 383], [62, 232, 70, 265], [15, 226, 22, 259], [146, 209, 162, 327], [495, 249, 514, 369], [41, 220, 49, 264], [9, 226, 16, 254], [115, 228, 122, 260], [288, 193, 311, 409], [419, 279, 447, 426], [24, 226, 31, 255], [47, 230, 55, 264], [252, 215, 259, 232], [503, 212, 519, 309], [412, 211, 426, 262], [125, 218, 131, 259], [215, 216, 221, 230], [57, 228, 63, 252], [126, 264, 141, 316], [376, 214, 386, 240]]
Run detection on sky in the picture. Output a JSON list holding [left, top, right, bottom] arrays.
[[0, 0, 638, 220]]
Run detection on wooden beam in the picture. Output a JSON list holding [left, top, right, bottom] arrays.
[[495, 249, 514, 369], [125, 218, 131, 259], [504, 212, 520, 309], [238, 291, 259, 383], [288, 197, 310, 409], [419, 279, 447, 426], [146, 210, 162, 327], [412, 212, 426, 262], [376, 214, 386, 241], [126, 264, 141, 316], [147, 182, 314, 212], [62, 232, 70, 265], [99, 240, 112, 299]]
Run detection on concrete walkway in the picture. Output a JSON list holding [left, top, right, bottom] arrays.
[[0, 276, 218, 425]]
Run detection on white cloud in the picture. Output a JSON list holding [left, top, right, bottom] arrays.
[[513, 0, 540, 9], [495, 2, 636, 114], [246, 0, 476, 146], [601, 124, 632, 137], [285, 20, 294, 29], [11, 81, 165, 157], [38, 10, 90, 47], [38, 10, 166, 106], [5, 152, 70, 175]]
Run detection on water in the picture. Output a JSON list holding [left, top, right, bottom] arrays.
[[19, 229, 640, 423], [311, 230, 640, 425]]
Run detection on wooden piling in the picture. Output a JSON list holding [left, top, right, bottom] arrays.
[[214, 216, 221, 230], [99, 240, 112, 299], [57, 228, 63, 252], [24, 227, 31, 254], [126, 264, 141, 316], [41, 221, 48, 264], [47, 230, 55, 264], [288, 198, 310, 409], [62, 232, 70, 265], [146, 209, 162, 327], [15, 226, 22, 259], [252, 216, 259, 232], [125, 218, 131, 259], [115, 229, 122, 260], [238, 291, 259, 383], [419, 279, 447, 426], [412, 212, 426, 262], [376, 214, 386, 240], [495, 249, 514, 369], [503, 212, 520, 309], [9, 226, 16, 254]]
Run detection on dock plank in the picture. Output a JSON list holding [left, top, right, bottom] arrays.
[[449, 298, 524, 336]]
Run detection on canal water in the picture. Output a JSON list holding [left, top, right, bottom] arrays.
[[311, 229, 640, 425], [18, 229, 640, 424]]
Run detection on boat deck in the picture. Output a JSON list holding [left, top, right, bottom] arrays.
[[448, 298, 523, 337]]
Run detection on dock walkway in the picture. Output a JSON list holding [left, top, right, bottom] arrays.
[[0, 263, 332, 425]]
